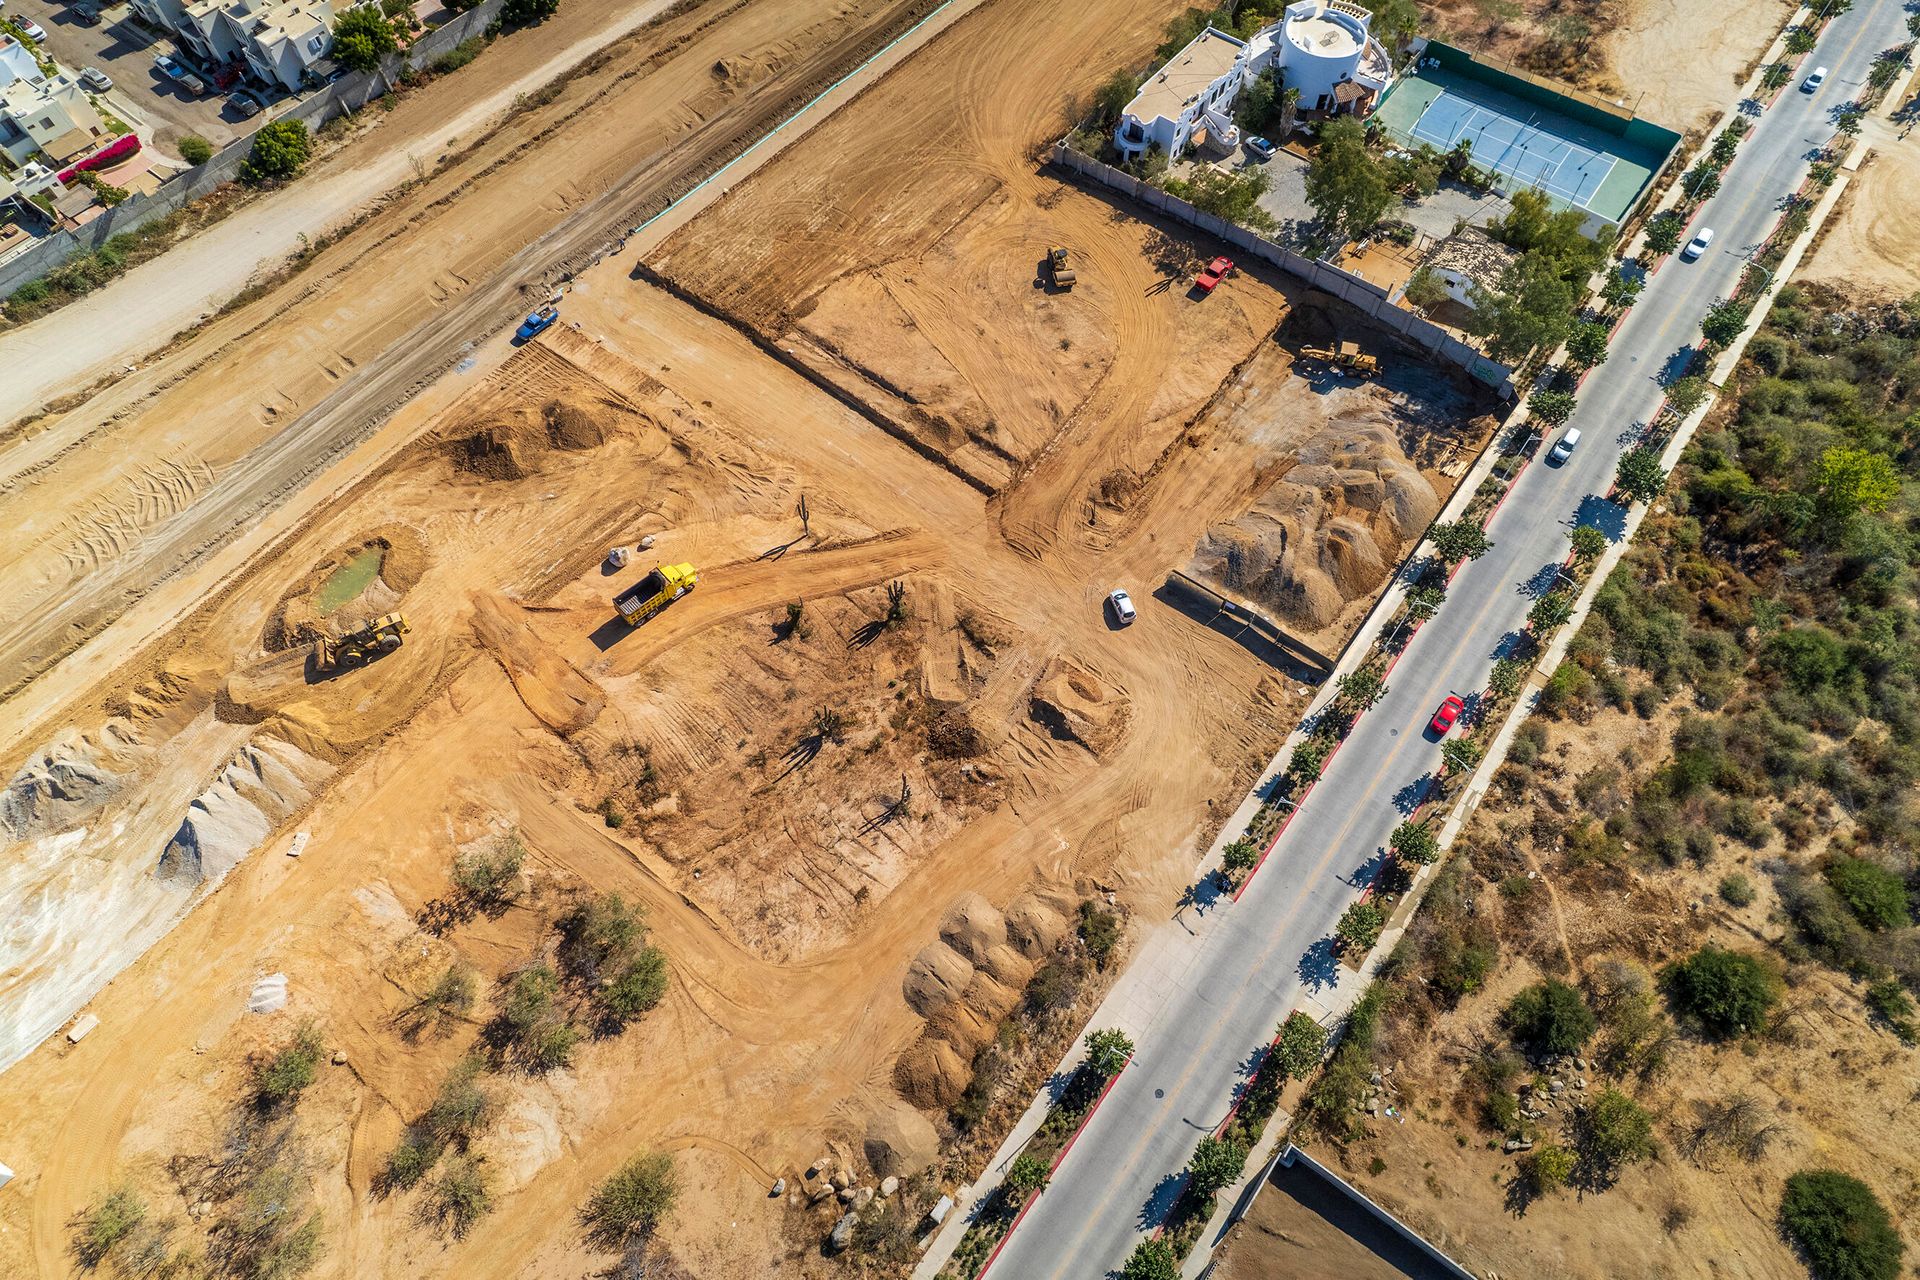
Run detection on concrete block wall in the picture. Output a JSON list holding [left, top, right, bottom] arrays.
[[0, 0, 505, 299]]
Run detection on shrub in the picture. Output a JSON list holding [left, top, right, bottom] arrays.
[[74, 1186, 145, 1266], [1864, 980, 1916, 1043], [1336, 900, 1385, 952], [386, 1132, 438, 1190], [430, 35, 486, 74], [429, 1157, 492, 1238], [1779, 1170, 1905, 1280], [584, 1151, 678, 1250], [502, 0, 559, 22], [1085, 1027, 1134, 1077], [1505, 979, 1597, 1055], [240, 119, 310, 185], [1079, 901, 1120, 968], [425, 1057, 491, 1145], [1580, 1088, 1656, 1173], [1024, 960, 1078, 1016], [601, 946, 670, 1020], [1274, 1011, 1328, 1078], [178, 134, 214, 165], [1004, 1152, 1050, 1194], [1663, 946, 1779, 1038], [1718, 873, 1756, 907], [1523, 1143, 1576, 1194], [1824, 857, 1911, 931], [452, 832, 524, 904], [254, 1020, 325, 1104], [523, 1017, 579, 1071]]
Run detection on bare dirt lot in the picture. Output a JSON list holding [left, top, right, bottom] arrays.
[[1801, 137, 1920, 300], [0, 0, 1512, 1275]]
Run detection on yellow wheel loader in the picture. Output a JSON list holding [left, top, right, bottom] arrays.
[[313, 613, 409, 672]]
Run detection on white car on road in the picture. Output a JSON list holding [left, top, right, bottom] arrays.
[[1802, 66, 1827, 93], [1681, 227, 1714, 260], [1107, 589, 1136, 626]]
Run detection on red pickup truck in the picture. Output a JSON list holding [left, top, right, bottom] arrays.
[[1195, 256, 1234, 293]]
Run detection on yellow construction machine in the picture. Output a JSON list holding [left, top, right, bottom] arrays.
[[1046, 246, 1076, 290], [614, 563, 698, 626], [312, 613, 409, 672], [1300, 340, 1380, 376]]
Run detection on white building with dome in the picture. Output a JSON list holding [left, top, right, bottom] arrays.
[[1112, 0, 1394, 161]]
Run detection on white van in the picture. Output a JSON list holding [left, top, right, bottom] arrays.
[[1548, 427, 1581, 463]]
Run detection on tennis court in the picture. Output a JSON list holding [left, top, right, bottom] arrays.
[[1408, 93, 1617, 209], [1371, 46, 1677, 229]]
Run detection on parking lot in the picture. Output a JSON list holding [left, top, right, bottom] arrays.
[[6, 0, 255, 157]]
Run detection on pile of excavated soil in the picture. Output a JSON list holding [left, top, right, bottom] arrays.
[[448, 392, 637, 480], [1188, 416, 1438, 631], [892, 890, 1072, 1111], [862, 1097, 940, 1179], [1029, 657, 1130, 756], [154, 736, 334, 888]]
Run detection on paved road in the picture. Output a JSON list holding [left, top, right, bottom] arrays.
[[988, 5, 1914, 1276]]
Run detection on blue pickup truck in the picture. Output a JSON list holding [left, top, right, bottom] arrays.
[[514, 304, 559, 343]]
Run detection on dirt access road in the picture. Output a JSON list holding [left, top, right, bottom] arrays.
[[0, 0, 969, 721]]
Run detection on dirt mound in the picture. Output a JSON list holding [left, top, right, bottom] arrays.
[[924, 999, 996, 1057], [469, 593, 606, 736], [155, 736, 334, 888], [864, 1097, 941, 1178], [979, 942, 1034, 990], [1188, 418, 1438, 631], [938, 893, 1007, 964], [1029, 658, 1130, 755], [902, 941, 974, 1016], [453, 414, 542, 481], [1003, 894, 1068, 959], [1, 736, 120, 841], [541, 394, 616, 450], [892, 1034, 969, 1109], [928, 704, 1005, 758], [963, 971, 1022, 1024]]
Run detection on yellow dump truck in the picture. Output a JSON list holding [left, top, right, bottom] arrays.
[[613, 563, 698, 626], [313, 613, 409, 672]]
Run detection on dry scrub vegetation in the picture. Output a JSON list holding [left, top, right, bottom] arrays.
[[1282, 287, 1920, 1279]]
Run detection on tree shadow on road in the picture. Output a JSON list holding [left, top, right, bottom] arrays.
[[1391, 772, 1434, 815], [1296, 936, 1341, 993], [1135, 1170, 1189, 1234], [1573, 493, 1629, 542]]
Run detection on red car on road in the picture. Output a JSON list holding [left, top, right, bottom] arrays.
[[1195, 256, 1234, 293], [1429, 695, 1466, 736]]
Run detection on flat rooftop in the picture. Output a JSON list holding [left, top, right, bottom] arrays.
[[1126, 29, 1243, 125], [1288, 14, 1361, 58]]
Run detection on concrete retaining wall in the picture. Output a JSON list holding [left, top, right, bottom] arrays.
[[1048, 141, 1514, 393], [0, 0, 505, 298]]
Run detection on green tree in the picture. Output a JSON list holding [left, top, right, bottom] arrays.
[[1836, 106, 1863, 136], [1569, 524, 1608, 560], [1664, 375, 1710, 416], [1486, 654, 1527, 699], [1441, 736, 1483, 776], [1222, 837, 1260, 878], [1274, 1011, 1328, 1078], [601, 946, 670, 1020], [1784, 25, 1817, 55], [1663, 946, 1779, 1038], [1581, 1088, 1656, 1173], [1471, 253, 1578, 361], [1493, 187, 1608, 279], [1287, 735, 1331, 784], [1430, 519, 1492, 565], [1337, 665, 1388, 711], [1682, 162, 1722, 201], [1814, 447, 1900, 526], [1700, 297, 1750, 348], [1567, 319, 1610, 369], [241, 119, 311, 186], [1304, 116, 1392, 244], [330, 6, 398, 72], [178, 134, 213, 165], [1825, 857, 1912, 931], [1005, 1152, 1051, 1195], [1505, 979, 1597, 1054], [1779, 1170, 1905, 1280], [1187, 1135, 1248, 1198], [1091, 71, 1140, 127], [1600, 267, 1642, 309], [1404, 266, 1450, 310], [1615, 445, 1669, 504], [1336, 899, 1385, 951], [1368, 0, 1419, 48], [1086, 1027, 1135, 1077], [1710, 128, 1743, 164], [1163, 165, 1277, 233], [1527, 590, 1574, 634], [1388, 819, 1439, 865], [502, 0, 559, 23], [1122, 1238, 1181, 1280], [1644, 212, 1683, 256], [584, 1151, 678, 1250], [1528, 387, 1577, 428]]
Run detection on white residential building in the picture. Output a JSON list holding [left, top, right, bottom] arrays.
[[0, 74, 106, 166], [1114, 1, 1394, 161], [133, 0, 340, 93], [0, 34, 43, 90], [1418, 226, 1519, 310]]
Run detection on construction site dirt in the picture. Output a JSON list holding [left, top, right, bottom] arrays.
[[0, 0, 1505, 1275]]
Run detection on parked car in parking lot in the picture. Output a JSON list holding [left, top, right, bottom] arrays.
[[1244, 135, 1274, 160], [74, 1, 103, 24], [155, 53, 208, 95], [78, 66, 112, 93], [16, 15, 47, 40], [227, 89, 262, 118]]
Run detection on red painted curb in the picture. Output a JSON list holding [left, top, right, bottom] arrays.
[[976, 1057, 1132, 1279], [1212, 1028, 1286, 1138]]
